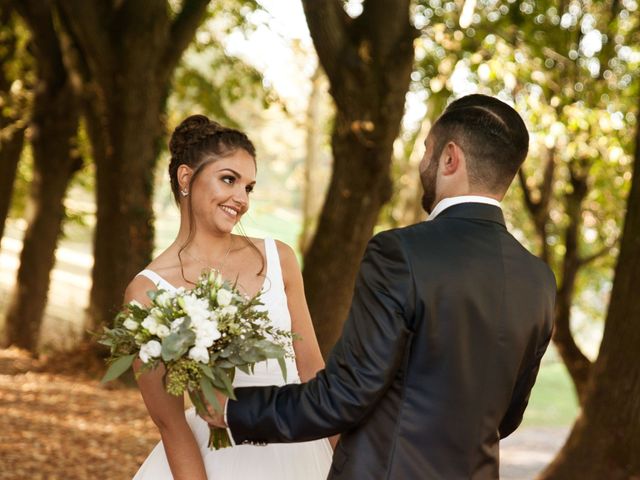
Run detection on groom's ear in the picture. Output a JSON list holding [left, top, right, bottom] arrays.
[[441, 142, 463, 176]]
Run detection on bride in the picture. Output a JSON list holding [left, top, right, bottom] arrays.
[[124, 115, 333, 479]]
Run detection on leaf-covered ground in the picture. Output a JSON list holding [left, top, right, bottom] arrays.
[[0, 346, 567, 480], [0, 346, 158, 480]]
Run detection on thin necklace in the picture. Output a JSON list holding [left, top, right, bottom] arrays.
[[184, 237, 233, 274]]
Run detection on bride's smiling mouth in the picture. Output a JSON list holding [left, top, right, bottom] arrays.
[[220, 204, 240, 218]]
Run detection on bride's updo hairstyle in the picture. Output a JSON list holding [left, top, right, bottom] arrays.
[[168, 114, 264, 282], [168, 114, 256, 203]]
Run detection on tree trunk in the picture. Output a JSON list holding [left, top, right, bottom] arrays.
[[84, 86, 164, 329], [301, 0, 416, 355], [3, 0, 81, 351], [0, 124, 25, 242], [299, 66, 326, 255], [538, 103, 640, 480], [0, 4, 28, 244], [551, 163, 593, 404], [57, 0, 210, 330]]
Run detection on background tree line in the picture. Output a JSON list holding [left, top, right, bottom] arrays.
[[0, 0, 638, 478]]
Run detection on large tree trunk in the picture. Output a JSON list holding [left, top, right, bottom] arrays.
[[85, 86, 164, 329], [0, 4, 28, 243], [57, 0, 210, 330], [4, 0, 81, 351], [301, 0, 416, 355], [299, 67, 326, 255], [538, 103, 640, 480], [0, 123, 25, 243]]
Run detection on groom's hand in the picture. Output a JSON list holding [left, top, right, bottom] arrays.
[[201, 390, 228, 428]]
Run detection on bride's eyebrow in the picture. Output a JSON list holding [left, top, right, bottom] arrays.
[[216, 168, 256, 184]]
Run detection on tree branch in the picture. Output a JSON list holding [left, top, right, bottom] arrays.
[[578, 239, 618, 267], [301, 0, 350, 81], [54, 0, 115, 78], [11, 0, 65, 84], [161, 0, 210, 73], [518, 168, 537, 214], [539, 146, 556, 213]]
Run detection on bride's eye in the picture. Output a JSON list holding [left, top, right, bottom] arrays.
[[221, 175, 235, 185], [246, 185, 254, 194]]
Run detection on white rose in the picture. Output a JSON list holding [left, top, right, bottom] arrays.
[[216, 289, 233, 307], [220, 305, 238, 317], [141, 315, 159, 335], [150, 307, 164, 320], [155, 324, 171, 338], [139, 340, 162, 363], [188, 345, 210, 363], [123, 318, 139, 331], [194, 320, 221, 348], [181, 294, 212, 324]]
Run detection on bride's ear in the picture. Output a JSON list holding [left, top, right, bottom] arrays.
[[177, 164, 193, 191]]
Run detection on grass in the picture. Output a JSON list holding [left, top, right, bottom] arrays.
[[522, 361, 580, 427]]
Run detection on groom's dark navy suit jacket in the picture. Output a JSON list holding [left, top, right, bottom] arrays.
[[227, 203, 556, 479]]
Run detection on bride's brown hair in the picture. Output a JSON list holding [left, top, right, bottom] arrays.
[[168, 114, 264, 283]]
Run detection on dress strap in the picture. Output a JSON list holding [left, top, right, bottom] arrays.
[[263, 238, 285, 293], [136, 269, 177, 291]]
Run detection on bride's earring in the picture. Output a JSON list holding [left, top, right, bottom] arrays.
[[181, 188, 189, 197]]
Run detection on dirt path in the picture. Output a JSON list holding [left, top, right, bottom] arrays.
[[500, 426, 570, 479], [0, 347, 568, 479]]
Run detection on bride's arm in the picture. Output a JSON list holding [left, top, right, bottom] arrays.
[[125, 278, 208, 480], [276, 241, 340, 449]]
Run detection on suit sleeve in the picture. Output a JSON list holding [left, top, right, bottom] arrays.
[[499, 267, 556, 438], [226, 231, 414, 444]]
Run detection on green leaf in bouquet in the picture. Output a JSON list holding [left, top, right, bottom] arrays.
[[199, 364, 216, 382], [236, 364, 251, 375], [213, 366, 236, 400], [199, 377, 223, 413], [161, 328, 196, 362], [277, 355, 288, 382], [215, 359, 235, 369], [101, 353, 136, 383], [239, 348, 265, 364]]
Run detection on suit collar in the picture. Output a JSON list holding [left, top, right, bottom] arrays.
[[434, 202, 506, 227]]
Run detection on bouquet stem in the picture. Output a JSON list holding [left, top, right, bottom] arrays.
[[189, 390, 232, 449]]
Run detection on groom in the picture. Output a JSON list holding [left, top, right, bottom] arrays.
[[210, 94, 556, 479]]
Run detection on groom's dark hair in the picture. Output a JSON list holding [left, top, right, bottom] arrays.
[[430, 94, 529, 193]]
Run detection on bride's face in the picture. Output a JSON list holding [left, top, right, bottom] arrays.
[[189, 149, 257, 234]]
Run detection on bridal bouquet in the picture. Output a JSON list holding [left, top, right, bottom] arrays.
[[99, 270, 292, 449]]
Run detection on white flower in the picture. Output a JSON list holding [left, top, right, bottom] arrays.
[[139, 340, 162, 363], [155, 292, 172, 307], [216, 288, 233, 307], [181, 294, 212, 325], [188, 345, 210, 363], [156, 324, 171, 338], [123, 318, 139, 331], [150, 307, 164, 320], [194, 320, 221, 348], [141, 315, 159, 335], [220, 305, 238, 317], [209, 270, 224, 287], [128, 300, 144, 309], [171, 317, 186, 332]]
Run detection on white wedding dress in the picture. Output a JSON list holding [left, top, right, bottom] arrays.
[[132, 238, 332, 479]]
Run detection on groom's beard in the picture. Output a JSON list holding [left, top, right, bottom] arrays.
[[420, 156, 438, 214]]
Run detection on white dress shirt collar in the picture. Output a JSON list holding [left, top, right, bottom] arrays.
[[427, 195, 502, 221]]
